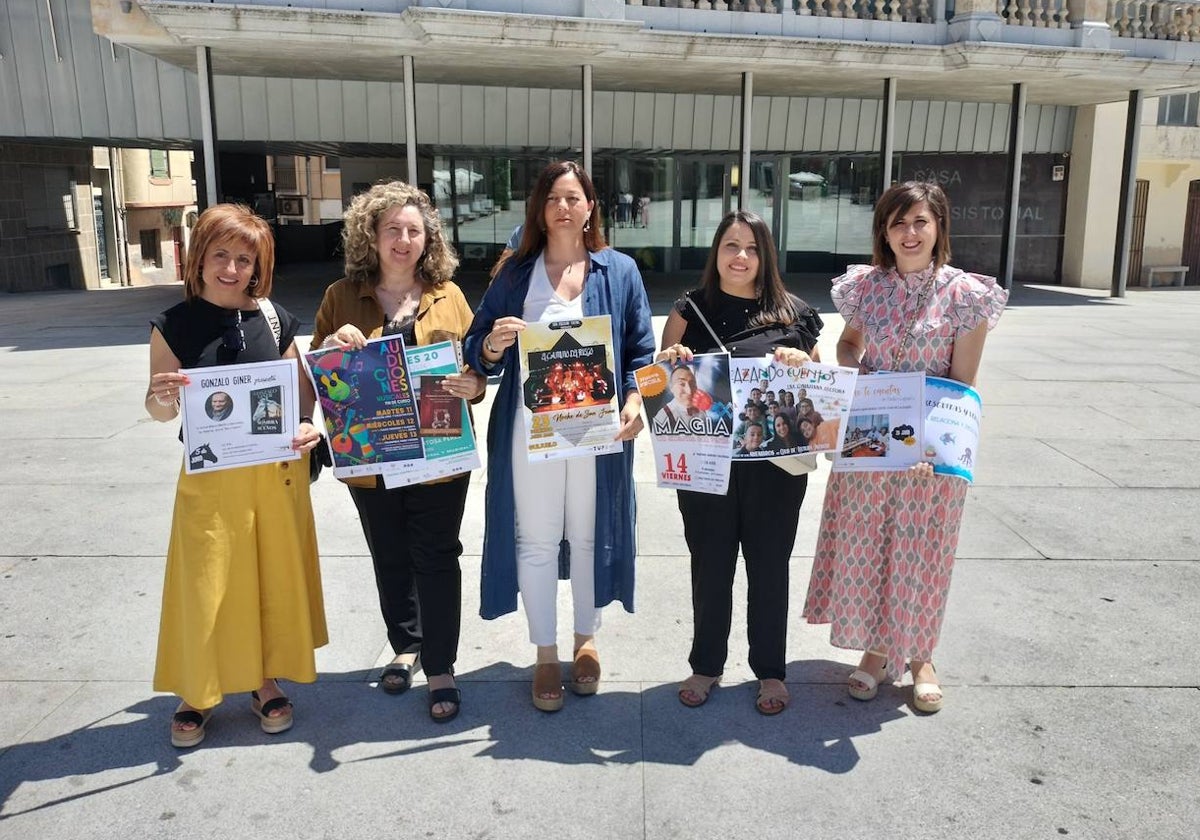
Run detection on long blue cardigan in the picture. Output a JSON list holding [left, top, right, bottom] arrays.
[[464, 248, 656, 620]]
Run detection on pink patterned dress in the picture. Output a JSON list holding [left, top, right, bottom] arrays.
[[802, 263, 1007, 680]]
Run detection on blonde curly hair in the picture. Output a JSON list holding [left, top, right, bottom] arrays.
[[341, 181, 458, 287]]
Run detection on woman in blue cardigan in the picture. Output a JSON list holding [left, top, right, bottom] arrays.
[[464, 161, 655, 712]]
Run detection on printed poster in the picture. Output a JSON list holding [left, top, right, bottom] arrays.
[[729, 357, 857, 461], [635, 353, 733, 495], [180, 358, 300, 474], [305, 336, 423, 479], [923, 376, 982, 483], [518, 315, 621, 462], [380, 341, 481, 489], [830, 371, 925, 473], [831, 371, 982, 482]]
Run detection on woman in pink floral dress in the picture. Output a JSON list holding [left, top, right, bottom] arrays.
[[802, 181, 1006, 714]]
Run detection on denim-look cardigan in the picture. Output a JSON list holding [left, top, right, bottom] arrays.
[[463, 247, 656, 620]]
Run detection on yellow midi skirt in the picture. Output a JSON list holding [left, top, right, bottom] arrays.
[[154, 457, 328, 710]]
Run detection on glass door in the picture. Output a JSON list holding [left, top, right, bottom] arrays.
[[679, 157, 734, 269]]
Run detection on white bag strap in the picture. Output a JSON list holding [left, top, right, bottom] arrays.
[[684, 293, 728, 355], [257, 298, 283, 353]]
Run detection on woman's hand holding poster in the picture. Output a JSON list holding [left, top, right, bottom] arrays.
[[831, 372, 982, 482], [517, 315, 620, 462], [635, 353, 734, 495]]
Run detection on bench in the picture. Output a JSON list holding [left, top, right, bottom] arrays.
[[1141, 265, 1188, 287]]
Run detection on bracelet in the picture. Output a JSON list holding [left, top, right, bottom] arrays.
[[484, 335, 498, 355]]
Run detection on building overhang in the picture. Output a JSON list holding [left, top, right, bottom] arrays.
[[92, 1, 1200, 106]]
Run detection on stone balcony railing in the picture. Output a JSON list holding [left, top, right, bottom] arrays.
[[626, 0, 1200, 38], [1108, 0, 1200, 39]]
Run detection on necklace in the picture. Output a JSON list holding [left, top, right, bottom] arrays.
[[889, 269, 938, 371]]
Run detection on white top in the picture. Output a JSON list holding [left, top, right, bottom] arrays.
[[522, 253, 585, 323]]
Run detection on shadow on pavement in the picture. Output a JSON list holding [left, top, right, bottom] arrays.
[[0, 658, 910, 820]]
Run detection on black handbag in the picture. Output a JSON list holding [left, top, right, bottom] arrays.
[[309, 435, 332, 483]]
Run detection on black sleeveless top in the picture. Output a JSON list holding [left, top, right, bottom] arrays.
[[674, 288, 823, 357]]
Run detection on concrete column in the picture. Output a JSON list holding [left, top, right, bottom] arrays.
[[738, 71, 752, 212], [403, 55, 418, 185], [998, 82, 1026, 290], [1061, 103, 1124, 288], [582, 64, 593, 174], [1112, 90, 1145, 297], [880, 77, 896, 194], [195, 46, 220, 209]]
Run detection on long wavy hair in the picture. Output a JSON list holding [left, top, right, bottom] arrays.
[[871, 181, 952, 269], [494, 161, 606, 277], [341, 180, 458, 287], [699, 209, 798, 328], [182, 204, 275, 301]]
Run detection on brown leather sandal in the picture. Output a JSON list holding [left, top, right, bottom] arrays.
[[571, 646, 601, 696], [532, 662, 564, 712], [678, 674, 721, 708]]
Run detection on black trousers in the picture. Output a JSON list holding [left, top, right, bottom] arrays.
[[677, 461, 808, 682], [348, 473, 470, 678]]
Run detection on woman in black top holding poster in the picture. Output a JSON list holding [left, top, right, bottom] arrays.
[[146, 204, 326, 748], [657, 210, 823, 715]]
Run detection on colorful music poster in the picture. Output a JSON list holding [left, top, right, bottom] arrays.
[[635, 353, 733, 495], [517, 315, 621, 462], [305, 336, 423, 479], [179, 358, 300, 474]]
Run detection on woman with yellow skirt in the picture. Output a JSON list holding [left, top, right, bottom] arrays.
[[146, 204, 328, 748]]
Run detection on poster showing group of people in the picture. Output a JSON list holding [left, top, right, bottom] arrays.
[[636, 354, 859, 495], [305, 338, 479, 487], [831, 371, 982, 483], [517, 315, 622, 462], [179, 358, 301, 474]]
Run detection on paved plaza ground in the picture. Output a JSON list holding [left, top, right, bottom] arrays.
[[0, 268, 1197, 839]]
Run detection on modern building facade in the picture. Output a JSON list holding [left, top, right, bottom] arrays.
[[4, 0, 1200, 291]]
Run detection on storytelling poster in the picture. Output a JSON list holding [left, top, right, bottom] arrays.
[[517, 315, 621, 461], [305, 336, 423, 479], [179, 358, 300, 474], [729, 357, 857, 461], [635, 353, 733, 495], [923, 376, 982, 483]]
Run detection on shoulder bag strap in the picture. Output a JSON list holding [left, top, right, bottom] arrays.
[[257, 298, 283, 354], [684, 293, 728, 355]]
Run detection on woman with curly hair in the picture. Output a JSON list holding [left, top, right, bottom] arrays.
[[311, 181, 486, 722]]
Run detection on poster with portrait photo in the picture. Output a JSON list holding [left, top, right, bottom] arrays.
[[517, 315, 621, 462], [417, 375, 462, 437], [180, 358, 300, 474], [635, 353, 733, 495]]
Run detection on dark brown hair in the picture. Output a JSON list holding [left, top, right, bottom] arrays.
[[182, 204, 275, 301], [700, 209, 799, 328], [871, 181, 952, 269], [496, 161, 606, 275]]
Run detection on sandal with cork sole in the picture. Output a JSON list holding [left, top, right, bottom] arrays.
[[170, 705, 212, 749], [755, 679, 790, 716], [570, 647, 601, 696], [250, 690, 293, 735], [531, 662, 564, 712]]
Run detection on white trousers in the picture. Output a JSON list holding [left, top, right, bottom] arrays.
[[510, 412, 602, 646]]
